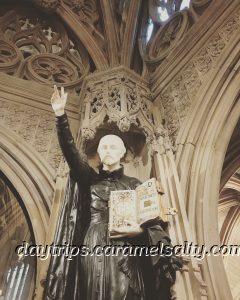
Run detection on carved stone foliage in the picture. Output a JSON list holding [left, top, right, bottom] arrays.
[[80, 67, 156, 152], [0, 9, 90, 94], [158, 8, 240, 144], [0, 99, 62, 171]]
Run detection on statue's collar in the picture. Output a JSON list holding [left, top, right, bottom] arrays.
[[98, 165, 124, 180]]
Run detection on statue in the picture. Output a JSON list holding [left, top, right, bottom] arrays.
[[43, 86, 182, 300]]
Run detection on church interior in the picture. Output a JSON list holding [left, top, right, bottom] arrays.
[[0, 0, 239, 299]]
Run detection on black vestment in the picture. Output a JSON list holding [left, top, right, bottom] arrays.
[[43, 114, 182, 300]]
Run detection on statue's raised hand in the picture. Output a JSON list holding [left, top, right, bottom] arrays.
[[51, 85, 68, 116]]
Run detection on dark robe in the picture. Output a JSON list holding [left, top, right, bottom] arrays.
[[43, 114, 182, 300]]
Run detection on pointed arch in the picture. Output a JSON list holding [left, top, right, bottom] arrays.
[[175, 32, 240, 300], [58, 3, 109, 70], [0, 124, 55, 246]]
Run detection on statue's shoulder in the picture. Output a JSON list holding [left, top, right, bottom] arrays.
[[69, 166, 98, 184], [121, 174, 142, 189]]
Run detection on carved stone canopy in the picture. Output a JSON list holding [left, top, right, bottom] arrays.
[[78, 66, 161, 156], [84, 123, 147, 159]]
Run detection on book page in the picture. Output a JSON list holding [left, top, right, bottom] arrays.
[[109, 190, 137, 234], [136, 178, 160, 225]]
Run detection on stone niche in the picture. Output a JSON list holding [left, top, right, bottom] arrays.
[[77, 66, 162, 181]]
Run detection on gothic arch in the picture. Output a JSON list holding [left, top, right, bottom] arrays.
[[218, 130, 240, 299], [220, 123, 240, 189], [175, 30, 240, 300], [0, 124, 55, 246]]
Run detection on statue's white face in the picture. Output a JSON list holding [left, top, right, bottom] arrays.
[[97, 135, 126, 167]]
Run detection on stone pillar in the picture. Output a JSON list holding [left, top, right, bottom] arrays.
[[34, 161, 69, 300], [150, 127, 208, 300]]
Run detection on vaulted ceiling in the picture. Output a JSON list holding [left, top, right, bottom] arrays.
[[0, 0, 212, 93]]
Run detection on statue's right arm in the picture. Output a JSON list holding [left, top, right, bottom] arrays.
[[56, 113, 94, 182], [51, 85, 94, 183]]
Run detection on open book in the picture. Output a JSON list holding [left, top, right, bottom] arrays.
[[109, 178, 172, 238]]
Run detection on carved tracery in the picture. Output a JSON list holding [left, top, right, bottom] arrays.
[[0, 0, 220, 149], [0, 99, 62, 170], [0, 0, 213, 83], [0, 8, 90, 93], [79, 67, 158, 152], [148, 11, 189, 62], [140, 0, 213, 70]]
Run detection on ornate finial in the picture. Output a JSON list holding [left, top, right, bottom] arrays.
[[56, 159, 69, 179], [148, 124, 175, 154], [82, 127, 96, 141], [117, 116, 131, 132]]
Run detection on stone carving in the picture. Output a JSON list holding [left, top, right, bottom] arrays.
[[193, 48, 212, 75], [126, 86, 138, 112], [33, 0, 60, 13], [80, 67, 156, 150], [62, 0, 99, 25], [1, 2, 238, 150], [90, 90, 104, 117], [146, 122, 175, 157], [0, 99, 62, 171], [108, 86, 121, 111], [158, 88, 180, 144], [81, 127, 96, 140], [0, 9, 90, 93], [149, 11, 189, 63], [48, 130, 65, 171], [151, 123, 173, 153], [25, 54, 79, 84], [141, 0, 213, 68], [158, 7, 240, 144], [117, 116, 131, 132], [181, 62, 202, 99], [62, 0, 106, 51], [219, 17, 239, 42], [0, 39, 21, 72], [55, 159, 70, 179], [206, 33, 225, 58]]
